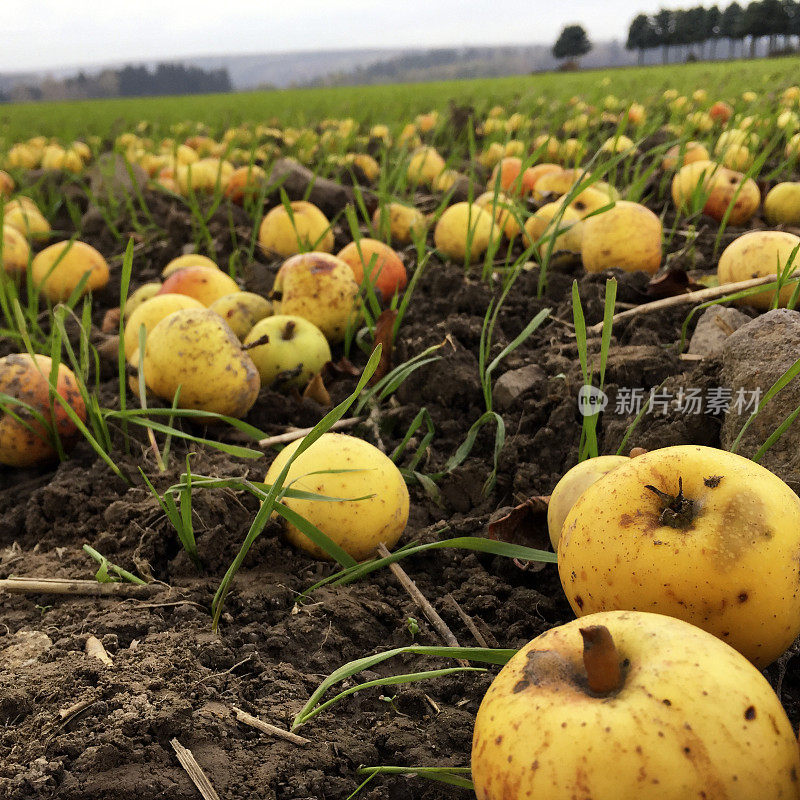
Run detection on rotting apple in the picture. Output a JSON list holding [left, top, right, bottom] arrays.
[[143, 308, 260, 418], [243, 314, 331, 389], [264, 432, 409, 561], [0, 354, 87, 467], [208, 292, 272, 340], [558, 445, 800, 667], [472, 609, 800, 800], [273, 252, 360, 343], [124, 293, 205, 361]]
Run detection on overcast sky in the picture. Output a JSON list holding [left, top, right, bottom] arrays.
[[3, 0, 722, 73]]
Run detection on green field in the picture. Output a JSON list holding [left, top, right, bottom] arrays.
[[2, 55, 800, 142]]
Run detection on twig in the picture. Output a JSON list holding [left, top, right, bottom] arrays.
[[191, 656, 254, 689], [376, 543, 467, 666], [85, 635, 113, 666], [445, 593, 488, 648], [170, 738, 221, 800], [57, 699, 97, 725], [231, 706, 310, 745], [258, 416, 363, 447], [587, 275, 786, 334], [0, 577, 154, 597]]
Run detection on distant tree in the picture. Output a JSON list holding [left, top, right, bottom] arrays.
[[627, 14, 659, 63], [740, 0, 769, 56], [720, 1, 746, 56], [552, 24, 592, 64], [653, 8, 678, 62], [790, 0, 800, 45], [705, 5, 723, 56]]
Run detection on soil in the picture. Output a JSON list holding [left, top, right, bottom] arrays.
[[2, 163, 800, 800]]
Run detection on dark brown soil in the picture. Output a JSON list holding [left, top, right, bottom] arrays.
[[2, 168, 800, 800]]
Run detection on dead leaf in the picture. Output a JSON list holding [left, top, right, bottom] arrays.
[[101, 307, 121, 333], [321, 357, 361, 383], [369, 309, 398, 386], [303, 373, 331, 406], [488, 495, 551, 565], [646, 268, 705, 299]]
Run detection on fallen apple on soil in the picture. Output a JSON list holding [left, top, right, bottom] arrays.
[[265, 432, 409, 560], [472, 610, 800, 799], [208, 292, 273, 340], [31, 240, 110, 302], [547, 455, 629, 549], [717, 230, 800, 309], [273, 252, 361, 343], [258, 200, 334, 257], [558, 445, 800, 667], [337, 239, 407, 299], [0, 354, 87, 467], [157, 264, 240, 307], [581, 200, 662, 274], [143, 308, 260, 418]]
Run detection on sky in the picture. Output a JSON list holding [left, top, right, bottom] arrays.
[[2, 0, 723, 73]]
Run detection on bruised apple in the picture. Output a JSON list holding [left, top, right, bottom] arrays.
[[208, 292, 272, 340], [264, 432, 409, 560], [123, 293, 205, 361], [472, 610, 800, 800], [558, 445, 800, 667], [0, 354, 87, 467], [273, 252, 360, 343], [244, 314, 331, 388], [143, 308, 260, 418]]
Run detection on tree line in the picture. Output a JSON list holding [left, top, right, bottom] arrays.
[[2, 62, 232, 103], [626, 0, 800, 64]]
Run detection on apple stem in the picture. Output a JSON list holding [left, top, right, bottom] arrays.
[[644, 476, 695, 529], [242, 334, 269, 351], [281, 320, 296, 341], [580, 625, 622, 695]]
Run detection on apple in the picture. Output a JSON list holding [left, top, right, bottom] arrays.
[[764, 182, 800, 226], [161, 253, 219, 278], [472, 610, 800, 799], [709, 100, 733, 123], [1, 224, 30, 278], [258, 200, 334, 258], [581, 201, 662, 275], [223, 164, 267, 204], [157, 265, 240, 307], [0, 170, 15, 198], [524, 202, 583, 253], [717, 230, 800, 310], [337, 239, 407, 299], [243, 314, 331, 388], [273, 252, 360, 343], [433, 202, 501, 264], [2, 197, 50, 241], [406, 146, 445, 185], [559, 445, 800, 667], [32, 240, 109, 303], [371, 202, 427, 245]]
